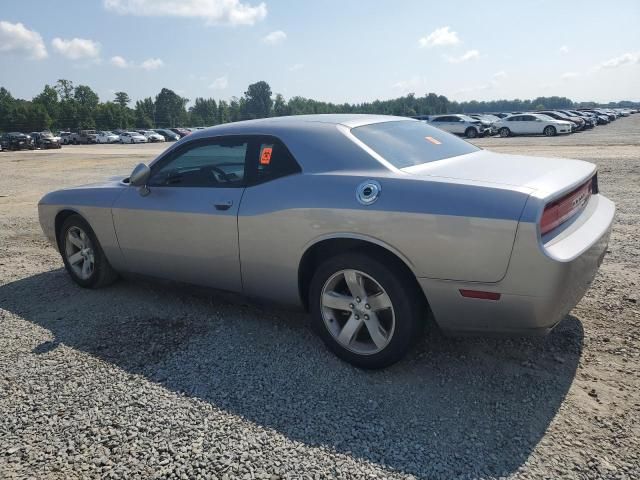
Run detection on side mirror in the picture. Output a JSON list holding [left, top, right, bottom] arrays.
[[129, 163, 150, 186]]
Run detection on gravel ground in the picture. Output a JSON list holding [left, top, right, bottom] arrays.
[[0, 117, 639, 479]]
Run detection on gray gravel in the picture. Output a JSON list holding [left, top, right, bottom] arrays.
[[1, 116, 639, 479]]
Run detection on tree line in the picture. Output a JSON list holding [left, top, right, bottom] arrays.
[[0, 79, 637, 133]]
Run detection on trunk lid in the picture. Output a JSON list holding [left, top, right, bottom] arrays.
[[402, 150, 596, 198]]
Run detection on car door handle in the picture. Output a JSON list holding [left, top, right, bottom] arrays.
[[214, 200, 233, 211]]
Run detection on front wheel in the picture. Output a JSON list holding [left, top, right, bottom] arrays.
[[309, 253, 424, 369], [544, 125, 557, 137], [499, 127, 511, 137], [59, 215, 118, 289], [465, 127, 478, 138]]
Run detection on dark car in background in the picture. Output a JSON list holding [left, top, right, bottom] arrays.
[[1, 132, 34, 151], [538, 111, 583, 131], [30, 131, 62, 149], [169, 127, 191, 138], [153, 128, 180, 141]]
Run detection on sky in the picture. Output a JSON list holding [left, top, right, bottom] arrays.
[[1, 0, 639, 106]]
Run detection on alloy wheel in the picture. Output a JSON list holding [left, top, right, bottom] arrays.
[[320, 269, 395, 355], [64, 226, 95, 280]]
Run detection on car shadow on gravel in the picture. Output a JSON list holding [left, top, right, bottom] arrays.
[[0, 269, 584, 478]]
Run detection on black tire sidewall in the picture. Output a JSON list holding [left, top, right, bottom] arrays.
[[465, 127, 478, 138], [499, 127, 510, 137], [309, 253, 422, 369], [545, 126, 556, 136], [58, 215, 109, 288]]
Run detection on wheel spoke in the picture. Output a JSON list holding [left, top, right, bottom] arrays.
[[367, 291, 392, 311], [363, 313, 389, 350], [67, 230, 83, 248], [344, 270, 367, 300], [322, 291, 353, 312], [337, 313, 364, 346], [68, 251, 84, 265], [81, 259, 91, 278]]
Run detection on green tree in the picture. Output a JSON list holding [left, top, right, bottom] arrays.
[[189, 97, 217, 126], [114, 91, 131, 108], [135, 97, 155, 127], [154, 88, 188, 127], [54, 79, 75, 101], [33, 85, 59, 127], [272, 93, 289, 117], [242, 81, 272, 119]]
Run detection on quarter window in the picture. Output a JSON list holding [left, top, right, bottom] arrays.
[[251, 137, 301, 184]]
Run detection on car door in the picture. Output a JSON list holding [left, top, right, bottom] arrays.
[[519, 115, 538, 134], [111, 136, 250, 292]]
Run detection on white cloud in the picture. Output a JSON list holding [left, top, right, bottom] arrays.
[[288, 63, 304, 72], [445, 49, 480, 63], [52, 37, 100, 60], [104, 0, 267, 26], [0, 21, 47, 59], [110, 55, 131, 68], [491, 71, 507, 85], [561, 71, 580, 80], [596, 51, 640, 69], [418, 26, 460, 48], [559, 45, 569, 54], [262, 30, 286, 45], [209, 75, 228, 89], [140, 58, 164, 70], [392, 76, 428, 93]]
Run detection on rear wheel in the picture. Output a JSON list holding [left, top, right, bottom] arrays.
[[59, 215, 118, 289], [309, 253, 424, 369], [544, 125, 557, 137], [465, 127, 478, 138], [499, 127, 511, 137]]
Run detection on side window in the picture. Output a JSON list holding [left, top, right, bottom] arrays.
[[432, 117, 444, 122], [148, 139, 248, 188], [253, 138, 301, 183]]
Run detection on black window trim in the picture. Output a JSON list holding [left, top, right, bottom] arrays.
[[147, 134, 302, 189]]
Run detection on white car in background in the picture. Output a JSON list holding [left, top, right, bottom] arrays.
[[119, 132, 148, 144], [494, 113, 573, 137], [95, 131, 120, 144], [138, 130, 166, 143]]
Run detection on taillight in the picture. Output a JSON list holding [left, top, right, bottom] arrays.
[[540, 177, 594, 236]]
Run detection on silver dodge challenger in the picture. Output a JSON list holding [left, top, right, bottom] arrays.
[[38, 114, 615, 368]]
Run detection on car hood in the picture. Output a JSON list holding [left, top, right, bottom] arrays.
[[402, 150, 596, 197]]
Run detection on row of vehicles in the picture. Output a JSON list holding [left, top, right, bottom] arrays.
[[59, 127, 205, 145], [0, 131, 62, 151], [416, 107, 637, 138]]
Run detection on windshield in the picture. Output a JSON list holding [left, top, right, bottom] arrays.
[[351, 120, 480, 169]]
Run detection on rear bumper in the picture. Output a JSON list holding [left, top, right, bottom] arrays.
[[420, 194, 614, 335]]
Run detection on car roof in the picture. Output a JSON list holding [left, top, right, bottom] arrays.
[[156, 115, 416, 174]]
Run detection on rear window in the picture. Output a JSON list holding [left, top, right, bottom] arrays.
[[351, 120, 480, 168]]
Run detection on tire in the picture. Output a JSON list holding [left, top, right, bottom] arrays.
[[465, 127, 478, 138], [499, 127, 510, 138], [58, 215, 118, 289], [309, 252, 424, 369], [544, 125, 557, 137]]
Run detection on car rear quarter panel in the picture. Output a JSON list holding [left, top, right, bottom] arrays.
[[238, 173, 530, 306]]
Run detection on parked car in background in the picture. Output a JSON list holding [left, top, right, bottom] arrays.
[[119, 131, 148, 144], [37, 114, 614, 368], [95, 131, 120, 144], [1, 132, 35, 150], [30, 131, 62, 149], [137, 130, 165, 143], [536, 111, 579, 131], [153, 129, 180, 141], [469, 114, 501, 135], [68, 130, 98, 145], [494, 113, 572, 137], [428, 114, 489, 138], [58, 132, 73, 145], [169, 128, 191, 138]]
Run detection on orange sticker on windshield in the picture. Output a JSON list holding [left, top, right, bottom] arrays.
[[260, 146, 273, 165], [425, 136, 442, 145]]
